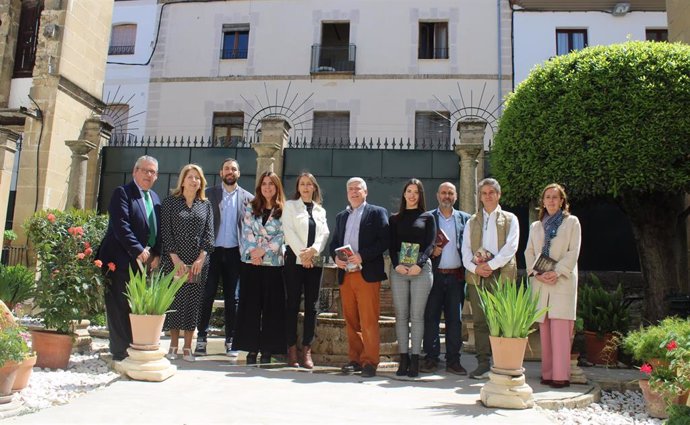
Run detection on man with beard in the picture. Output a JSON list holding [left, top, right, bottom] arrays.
[[195, 158, 254, 356]]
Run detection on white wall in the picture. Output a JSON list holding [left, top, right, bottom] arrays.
[[514, 11, 667, 85]]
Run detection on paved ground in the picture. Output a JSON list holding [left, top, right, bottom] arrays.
[[5, 337, 643, 425]]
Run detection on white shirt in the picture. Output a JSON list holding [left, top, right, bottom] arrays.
[[461, 205, 519, 274]]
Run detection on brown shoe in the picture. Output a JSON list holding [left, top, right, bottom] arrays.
[[550, 380, 570, 388], [419, 358, 438, 373], [446, 362, 468, 375], [287, 345, 299, 367], [301, 345, 314, 369]]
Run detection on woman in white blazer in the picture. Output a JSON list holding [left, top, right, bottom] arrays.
[[525, 183, 581, 389], [282, 172, 330, 369]]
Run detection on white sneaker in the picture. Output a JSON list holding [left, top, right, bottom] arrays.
[[226, 342, 239, 358]]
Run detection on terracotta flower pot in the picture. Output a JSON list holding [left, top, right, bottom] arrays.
[[31, 330, 73, 369], [0, 361, 19, 398], [489, 336, 528, 371], [11, 354, 37, 391], [129, 314, 165, 348], [639, 379, 676, 419], [583, 331, 618, 365]]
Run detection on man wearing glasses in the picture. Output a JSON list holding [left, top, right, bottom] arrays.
[[98, 155, 162, 361]]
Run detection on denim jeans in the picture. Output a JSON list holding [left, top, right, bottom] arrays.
[[423, 271, 465, 364]]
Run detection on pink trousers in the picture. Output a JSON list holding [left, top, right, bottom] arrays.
[[539, 315, 574, 381]]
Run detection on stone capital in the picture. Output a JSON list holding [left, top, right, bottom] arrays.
[[65, 139, 97, 156]]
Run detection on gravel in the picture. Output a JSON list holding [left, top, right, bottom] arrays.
[[541, 390, 664, 425]]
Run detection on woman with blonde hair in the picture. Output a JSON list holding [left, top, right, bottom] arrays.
[[161, 164, 214, 362], [525, 183, 581, 388], [234, 171, 287, 365]]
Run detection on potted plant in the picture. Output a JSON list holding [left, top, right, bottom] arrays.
[[125, 265, 187, 348], [0, 264, 35, 312], [24, 209, 108, 369], [3, 229, 17, 247], [578, 274, 630, 365], [476, 277, 549, 370], [0, 325, 30, 399]]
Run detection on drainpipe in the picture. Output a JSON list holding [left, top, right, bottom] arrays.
[[497, 0, 503, 115]]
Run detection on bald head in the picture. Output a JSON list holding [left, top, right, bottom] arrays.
[[437, 182, 457, 211]]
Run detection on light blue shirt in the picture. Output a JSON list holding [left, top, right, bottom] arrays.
[[436, 208, 462, 269], [344, 201, 366, 253], [215, 186, 239, 248]]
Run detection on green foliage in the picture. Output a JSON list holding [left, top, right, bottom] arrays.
[[125, 265, 186, 315], [0, 265, 35, 311], [24, 209, 109, 334], [492, 41, 690, 204], [0, 325, 30, 366], [476, 277, 549, 338], [3, 229, 17, 242], [578, 274, 630, 336], [622, 317, 690, 362], [667, 405, 690, 425]]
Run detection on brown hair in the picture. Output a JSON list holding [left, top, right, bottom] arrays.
[[171, 164, 207, 200], [397, 178, 426, 215], [537, 183, 570, 220], [291, 172, 323, 204], [250, 171, 285, 218]]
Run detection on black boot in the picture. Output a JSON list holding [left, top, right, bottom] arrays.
[[396, 353, 410, 376], [246, 352, 258, 365], [408, 354, 420, 378]]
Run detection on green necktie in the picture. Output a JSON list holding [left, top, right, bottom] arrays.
[[143, 190, 156, 247]]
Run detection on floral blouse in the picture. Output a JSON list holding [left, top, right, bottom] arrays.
[[240, 204, 284, 267]]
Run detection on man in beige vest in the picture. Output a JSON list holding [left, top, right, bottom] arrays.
[[461, 178, 519, 379]]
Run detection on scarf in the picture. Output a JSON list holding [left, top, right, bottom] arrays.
[[542, 209, 564, 257]]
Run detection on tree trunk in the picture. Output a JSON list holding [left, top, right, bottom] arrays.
[[619, 191, 683, 322]]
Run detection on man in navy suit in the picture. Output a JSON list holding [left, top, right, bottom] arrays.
[[98, 155, 161, 361], [420, 182, 471, 375], [329, 177, 389, 378], [194, 158, 253, 357]]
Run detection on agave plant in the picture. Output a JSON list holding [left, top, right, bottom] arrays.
[[125, 265, 187, 315], [476, 277, 549, 338]]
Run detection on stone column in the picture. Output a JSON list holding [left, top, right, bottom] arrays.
[[0, 129, 19, 251], [454, 120, 487, 214], [253, 116, 291, 185], [79, 117, 113, 210], [65, 139, 96, 210]]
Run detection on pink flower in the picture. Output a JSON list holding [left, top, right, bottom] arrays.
[[47, 213, 56, 223], [640, 363, 653, 375], [84, 247, 93, 256], [94, 259, 103, 268], [667, 340, 678, 351], [84, 242, 91, 249], [68, 226, 84, 237], [107, 262, 116, 272], [76, 252, 86, 260]]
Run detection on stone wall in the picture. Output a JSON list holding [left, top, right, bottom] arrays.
[[668, 0, 690, 44], [0, 0, 21, 107]]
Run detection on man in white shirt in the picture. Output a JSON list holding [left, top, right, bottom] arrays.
[[461, 178, 519, 379]]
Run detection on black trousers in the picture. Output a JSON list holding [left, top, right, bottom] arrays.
[[104, 270, 132, 359], [197, 247, 241, 341], [284, 262, 322, 346], [234, 263, 286, 354]]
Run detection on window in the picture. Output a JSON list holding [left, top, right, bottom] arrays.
[[556, 29, 588, 55], [415, 111, 450, 149], [646, 29, 668, 42], [213, 113, 244, 146], [311, 22, 355, 73], [13, 0, 44, 78], [419, 22, 448, 59], [109, 24, 137, 55], [221, 24, 249, 59], [312, 112, 350, 146]]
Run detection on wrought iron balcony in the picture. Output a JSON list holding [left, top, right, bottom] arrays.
[[310, 44, 356, 74], [220, 48, 248, 59], [108, 45, 135, 55]]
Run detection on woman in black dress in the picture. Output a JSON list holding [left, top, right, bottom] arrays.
[[161, 164, 214, 362]]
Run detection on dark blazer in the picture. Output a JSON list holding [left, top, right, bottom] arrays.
[[329, 203, 389, 284], [428, 208, 471, 270], [98, 180, 162, 274], [205, 184, 254, 241]]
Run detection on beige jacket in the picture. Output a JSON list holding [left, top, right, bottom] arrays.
[[525, 214, 581, 321]]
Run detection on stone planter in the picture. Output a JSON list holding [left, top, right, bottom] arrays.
[[31, 330, 73, 369], [489, 336, 528, 370], [11, 354, 37, 391]]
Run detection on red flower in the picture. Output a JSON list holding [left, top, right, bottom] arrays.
[[68, 226, 85, 237], [94, 259, 103, 268], [47, 213, 56, 223], [667, 340, 678, 351], [640, 363, 653, 374], [84, 247, 93, 256], [84, 242, 91, 249], [76, 252, 86, 260], [107, 262, 116, 272]]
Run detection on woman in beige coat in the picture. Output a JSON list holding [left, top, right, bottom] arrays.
[[525, 183, 581, 389]]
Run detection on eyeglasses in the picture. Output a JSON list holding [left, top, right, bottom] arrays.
[[137, 168, 158, 176]]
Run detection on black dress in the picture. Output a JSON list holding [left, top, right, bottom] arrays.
[[160, 195, 214, 331]]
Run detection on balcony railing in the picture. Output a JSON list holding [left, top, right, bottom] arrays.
[[108, 45, 135, 55], [220, 48, 248, 59], [310, 44, 356, 74], [418, 47, 449, 59]]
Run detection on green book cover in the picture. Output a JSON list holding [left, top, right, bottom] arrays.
[[399, 242, 420, 266]]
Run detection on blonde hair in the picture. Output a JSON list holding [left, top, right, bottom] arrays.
[[171, 164, 207, 200]]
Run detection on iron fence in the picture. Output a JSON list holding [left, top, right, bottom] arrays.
[[1, 246, 28, 266], [310, 44, 356, 74], [108, 45, 135, 55]]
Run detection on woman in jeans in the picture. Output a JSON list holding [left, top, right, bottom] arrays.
[[389, 178, 436, 377], [282, 172, 330, 368]]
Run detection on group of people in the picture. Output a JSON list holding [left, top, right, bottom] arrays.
[[98, 155, 581, 387]]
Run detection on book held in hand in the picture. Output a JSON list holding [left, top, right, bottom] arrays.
[[530, 253, 558, 275], [335, 244, 361, 272], [435, 229, 450, 249], [472, 247, 494, 265], [398, 242, 420, 266]]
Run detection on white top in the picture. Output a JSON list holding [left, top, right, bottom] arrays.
[[461, 205, 519, 274], [282, 199, 330, 265]]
